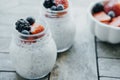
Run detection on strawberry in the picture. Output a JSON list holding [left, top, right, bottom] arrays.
[[109, 16, 120, 27], [112, 2, 120, 16], [104, 0, 118, 13], [102, 21, 110, 25], [55, 0, 69, 9], [93, 11, 111, 22], [31, 24, 45, 34]]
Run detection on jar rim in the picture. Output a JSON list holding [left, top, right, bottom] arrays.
[[45, 8, 69, 13]]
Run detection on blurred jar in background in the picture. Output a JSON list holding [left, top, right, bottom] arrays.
[[41, 0, 76, 53]]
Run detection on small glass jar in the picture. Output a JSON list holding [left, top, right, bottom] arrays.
[[41, 2, 76, 53], [10, 21, 57, 79]]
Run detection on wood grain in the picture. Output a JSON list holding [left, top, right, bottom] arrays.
[[97, 42, 120, 58], [0, 53, 15, 71], [99, 58, 120, 78], [100, 77, 120, 80]]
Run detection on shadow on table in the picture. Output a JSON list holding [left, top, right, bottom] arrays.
[[14, 72, 49, 80]]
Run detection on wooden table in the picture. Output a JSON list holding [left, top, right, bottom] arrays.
[[0, 0, 120, 80]]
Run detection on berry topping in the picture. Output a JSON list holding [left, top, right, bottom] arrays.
[[92, 3, 104, 13], [93, 11, 111, 22], [108, 11, 115, 18], [51, 5, 57, 11], [55, 0, 68, 9], [104, 0, 118, 13], [31, 24, 45, 34], [43, 0, 54, 8], [112, 2, 120, 16], [21, 30, 30, 35], [57, 4, 64, 11], [26, 17, 35, 25], [15, 19, 31, 32]]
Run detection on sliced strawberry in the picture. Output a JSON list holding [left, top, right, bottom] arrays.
[[31, 24, 45, 34], [112, 2, 120, 16], [102, 21, 110, 24], [55, 0, 69, 9], [104, 0, 118, 13], [93, 11, 111, 22], [109, 16, 120, 27]]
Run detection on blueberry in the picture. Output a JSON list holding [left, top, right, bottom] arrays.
[[56, 4, 64, 11], [21, 30, 30, 35], [92, 3, 104, 13], [108, 11, 115, 18], [43, 0, 53, 8], [26, 17, 35, 25], [51, 6, 57, 11], [15, 19, 31, 32]]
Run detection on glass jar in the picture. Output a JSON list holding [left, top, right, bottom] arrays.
[[10, 21, 57, 79], [41, 2, 76, 53]]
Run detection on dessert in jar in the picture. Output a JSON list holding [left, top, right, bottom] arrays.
[[10, 17, 57, 79], [42, 0, 76, 53]]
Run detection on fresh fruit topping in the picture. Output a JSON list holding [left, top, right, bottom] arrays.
[[108, 11, 115, 18], [112, 2, 120, 16], [26, 17, 35, 25], [93, 11, 111, 22], [43, 0, 54, 8], [102, 21, 110, 24], [104, 0, 119, 13], [15, 19, 31, 32], [92, 1, 120, 27], [57, 4, 64, 11], [43, 0, 68, 11], [50, 4, 64, 11], [21, 30, 30, 35], [31, 24, 45, 34], [109, 16, 120, 27], [51, 5, 57, 11], [55, 0, 68, 9], [92, 3, 104, 13]]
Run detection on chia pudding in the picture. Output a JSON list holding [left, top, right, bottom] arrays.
[[42, 0, 76, 52], [10, 17, 57, 79]]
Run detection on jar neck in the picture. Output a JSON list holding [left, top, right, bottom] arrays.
[[44, 8, 70, 18], [14, 27, 50, 44]]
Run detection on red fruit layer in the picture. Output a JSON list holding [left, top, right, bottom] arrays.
[[109, 16, 120, 27], [93, 11, 111, 22], [31, 24, 45, 34], [55, 0, 69, 9]]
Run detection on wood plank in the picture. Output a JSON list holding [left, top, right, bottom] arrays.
[[100, 77, 120, 80], [0, 72, 48, 80], [0, 38, 11, 52], [0, 0, 19, 11], [0, 25, 13, 37], [50, 7, 98, 80], [0, 53, 15, 71], [97, 42, 120, 58], [99, 58, 120, 78], [0, 11, 40, 25]]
